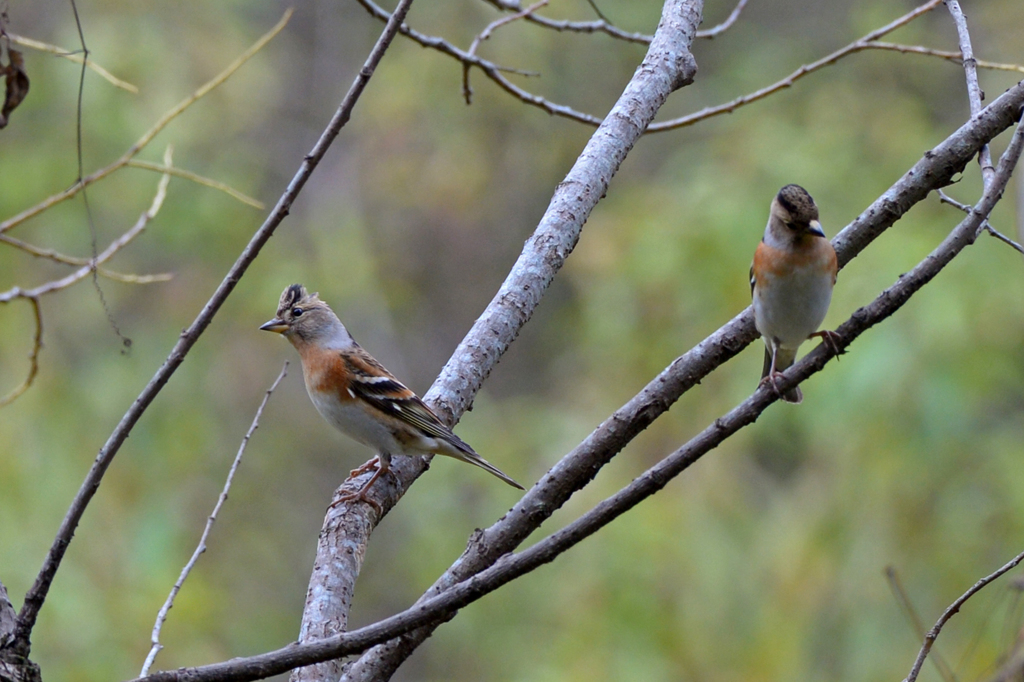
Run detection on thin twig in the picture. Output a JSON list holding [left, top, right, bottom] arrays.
[[0, 164, 171, 303], [358, 0, 604, 124], [0, 232, 178, 276], [126, 160, 265, 209], [483, 0, 748, 42], [867, 42, 1024, 73], [140, 362, 289, 677], [904, 549, 1024, 682], [887, 566, 957, 682], [648, 0, 944, 131], [481, 0, 653, 44], [938, 189, 1024, 256], [7, 32, 138, 92], [0, 296, 42, 408], [0, 160, 171, 409], [945, 0, 995, 192], [463, 0, 548, 104], [337, 82, 1024, 680], [696, 0, 747, 39], [10, 0, 412, 653], [129, 107, 1024, 682], [0, 9, 292, 235], [366, 0, 944, 132]]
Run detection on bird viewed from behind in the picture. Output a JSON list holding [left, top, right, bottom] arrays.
[[260, 284, 524, 509]]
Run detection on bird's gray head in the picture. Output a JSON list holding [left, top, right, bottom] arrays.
[[260, 284, 346, 344], [771, 184, 824, 237]]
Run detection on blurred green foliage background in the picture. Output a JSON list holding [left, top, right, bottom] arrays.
[[1, 1, 1023, 680]]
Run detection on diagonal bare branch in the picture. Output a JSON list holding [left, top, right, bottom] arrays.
[[365, 0, 945, 133], [126, 106, 1024, 682], [904, 548, 1024, 682], [338, 81, 1024, 681], [0, 9, 291, 235], [945, 0, 995, 190], [140, 363, 289, 676], [8, 32, 139, 92], [463, 0, 548, 104], [9, 0, 414, 653], [291, 2, 702, 680], [648, 0, 943, 131]]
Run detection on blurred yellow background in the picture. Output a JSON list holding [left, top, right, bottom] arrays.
[[1, 1, 1022, 680]]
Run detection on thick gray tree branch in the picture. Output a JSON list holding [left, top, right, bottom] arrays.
[[334, 79, 1024, 682], [291, 1, 702, 680], [126, 108, 1024, 682], [0, 581, 37, 682], [4, 0, 415, 663]]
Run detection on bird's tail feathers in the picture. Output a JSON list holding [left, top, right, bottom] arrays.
[[437, 435, 525, 490]]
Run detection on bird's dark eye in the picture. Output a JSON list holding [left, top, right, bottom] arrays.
[[291, 307, 304, 317]]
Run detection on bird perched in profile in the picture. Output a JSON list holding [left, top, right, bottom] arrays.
[[750, 184, 839, 403], [260, 285, 524, 508]]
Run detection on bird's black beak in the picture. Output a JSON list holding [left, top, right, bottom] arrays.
[[260, 318, 288, 334], [807, 220, 826, 238]]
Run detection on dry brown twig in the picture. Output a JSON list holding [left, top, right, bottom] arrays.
[[0, 9, 289, 236], [868, 42, 1024, 73], [7, 32, 138, 92], [481, 0, 747, 42], [362, 0, 1008, 133], [140, 362, 289, 677], [904, 548, 1024, 682], [7, 0, 414, 664], [0, 148, 172, 407], [938, 189, 1024, 256], [463, 0, 547, 104]]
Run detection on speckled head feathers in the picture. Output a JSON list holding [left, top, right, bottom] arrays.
[[276, 284, 324, 319], [775, 184, 819, 225]]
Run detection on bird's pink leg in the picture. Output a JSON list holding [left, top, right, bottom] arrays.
[[331, 454, 390, 514]]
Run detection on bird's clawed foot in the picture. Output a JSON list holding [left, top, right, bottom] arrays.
[[758, 371, 786, 398], [331, 459, 388, 515], [349, 456, 381, 478], [810, 329, 842, 357]]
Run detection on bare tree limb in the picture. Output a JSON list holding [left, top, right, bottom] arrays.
[[140, 363, 289, 676], [0, 582, 14, 648], [867, 42, 1024, 73], [0, 160, 171, 407], [904, 548, 1024, 682], [356, 0, 604, 125], [694, 0, 747, 39], [480, 0, 653, 44], [938, 189, 1024, 255], [648, 0, 943, 132], [0, 165, 170, 304], [0, 296, 42, 409], [125, 160, 265, 209], [287, 2, 703, 680], [365, 0, 944, 133], [339, 80, 1024, 681], [462, 0, 548, 105], [6, 0, 414, 655], [0, 10, 291, 236], [482, 0, 746, 41], [886, 566, 957, 682], [128, 103, 1024, 682], [945, 0, 995, 190], [7, 32, 138, 92]]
